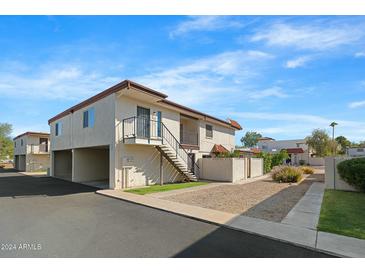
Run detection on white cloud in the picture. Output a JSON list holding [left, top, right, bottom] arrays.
[[251, 22, 364, 51], [247, 87, 288, 100], [355, 52, 365, 58], [349, 100, 365, 109], [230, 111, 365, 141], [285, 56, 312, 68], [0, 64, 121, 101], [135, 50, 273, 106], [169, 16, 244, 38]]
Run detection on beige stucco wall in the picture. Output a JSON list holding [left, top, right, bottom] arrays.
[[199, 121, 235, 154], [198, 158, 245, 182], [26, 154, 50, 172], [308, 157, 325, 166], [118, 144, 184, 188], [72, 148, 109, 182], [53, 150, 72, 180], [50, 94, 115, 151], [14, 136, 27, 155], [250, 158, 263, 178], [325, 156, 357, 192], [113, 95, 183, 189]]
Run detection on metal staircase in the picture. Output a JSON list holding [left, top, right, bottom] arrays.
[[122, 116, 200, 181]]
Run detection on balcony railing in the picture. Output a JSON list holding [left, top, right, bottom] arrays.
[[30, 144, 49, 154], [122, 116, 200, 178]]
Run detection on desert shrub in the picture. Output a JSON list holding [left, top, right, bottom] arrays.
[[256, 152, 272, 173], [272, 150, 289, 168], [337, 158, 365, 192], [299, 160, 306, 166], [272, 165, 303, 183], [300, 166, 315, 174]]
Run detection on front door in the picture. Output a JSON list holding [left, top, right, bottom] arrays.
[[137, 106, 150, 138]]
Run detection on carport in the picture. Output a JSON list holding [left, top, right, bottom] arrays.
[[15, 155, 26, 171], [72, 146, 109, 189], [53, 150, 72, 181]]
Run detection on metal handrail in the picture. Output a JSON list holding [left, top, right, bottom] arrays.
[[122, 116, 200, 177]]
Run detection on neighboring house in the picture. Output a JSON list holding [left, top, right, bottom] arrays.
[[48, 80, 242, 189], [257, 138, 311, 165], [347, 147, 365, 157], [13, 132, 50, 172]]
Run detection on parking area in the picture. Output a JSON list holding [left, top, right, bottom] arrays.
[[0, 169, 333, 257]]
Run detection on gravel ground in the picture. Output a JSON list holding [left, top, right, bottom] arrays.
[[163, 171, 324, 222]]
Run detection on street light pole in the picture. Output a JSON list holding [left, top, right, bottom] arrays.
[[330, 121, 338, 156]]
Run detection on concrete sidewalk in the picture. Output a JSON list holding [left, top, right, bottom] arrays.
[[97, 184, 365, 257], [281, 183, 324, 229]]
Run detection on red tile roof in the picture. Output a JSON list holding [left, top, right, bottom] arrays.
[[227, 119, 242, 130], [284, 148, 304, 154], [211, 144, 229, 154]]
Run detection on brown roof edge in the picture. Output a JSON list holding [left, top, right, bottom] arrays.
[[48, 80, 168, 124], [13, 131, 50, 140], [160, 99, 242, 130]]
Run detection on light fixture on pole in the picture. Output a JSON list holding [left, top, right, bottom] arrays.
[[330, 121, 338, 156]]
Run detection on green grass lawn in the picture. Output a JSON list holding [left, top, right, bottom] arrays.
[[124, 182, 208, 195], [318, 190, 365, 240]]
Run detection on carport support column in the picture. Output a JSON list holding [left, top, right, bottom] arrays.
[[71, 149, 76, 182], [50, 151, 54, 176], [109, 145, 118, 189]]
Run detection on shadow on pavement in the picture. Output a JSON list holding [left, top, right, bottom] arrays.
[[0, 169, 97, 198], [173, 225, 335, 258]]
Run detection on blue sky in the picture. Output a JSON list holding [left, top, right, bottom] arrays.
[[1, 16, 365, 143]]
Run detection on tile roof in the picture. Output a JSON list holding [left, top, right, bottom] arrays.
[[211, 144, 229, 154]]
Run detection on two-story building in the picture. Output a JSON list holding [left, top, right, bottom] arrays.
[[48, 80, 242, 189], [13, 132, 50, 172], [257, 137, 310, 165]]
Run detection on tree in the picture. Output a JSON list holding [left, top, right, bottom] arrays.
[[305, 129, 332, 157], [240, 131, 262, 147], [0, 123, 14, 161], [335, 136, 351, 154], [272, 150, 289, 167]]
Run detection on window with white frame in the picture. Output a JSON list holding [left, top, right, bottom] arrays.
[[83, 107, 95, 128]]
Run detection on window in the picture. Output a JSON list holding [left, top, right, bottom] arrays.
[[83, 107, 95, 128], [14, 141, 16, 148], [55, 122, 62, 136], [205, 124, 213, 138], [21, 139, 23, 146], [357, 148, 364, 152]]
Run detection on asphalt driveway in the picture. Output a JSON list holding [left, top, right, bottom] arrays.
[[0, 169, 334, 258]]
